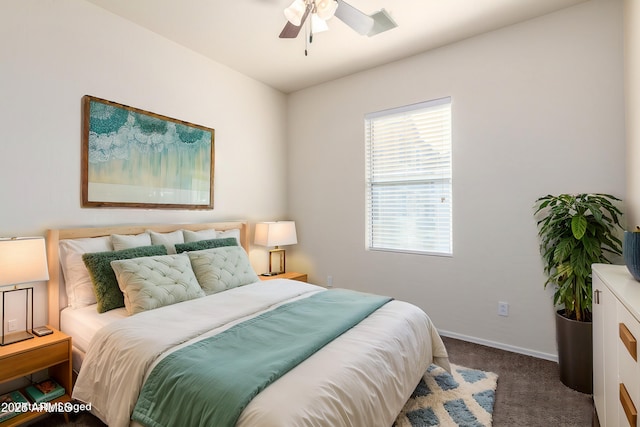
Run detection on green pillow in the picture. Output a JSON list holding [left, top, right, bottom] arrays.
[[82, 245, 168, 313], [174, 237, 237, 253]]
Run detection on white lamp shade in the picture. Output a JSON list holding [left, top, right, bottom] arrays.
[[0, 237, 49, 286], [254, 222, 298, 247], [315, 0, 338, 20], [311, 14, 329, 33], [284, 0, 307, 26]]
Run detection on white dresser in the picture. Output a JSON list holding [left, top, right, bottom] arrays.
[[593, 264, 640, 426]]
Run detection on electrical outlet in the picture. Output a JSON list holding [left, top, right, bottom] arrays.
[[326, 275, 333, 288], [498, 302, 509, 317], [7, 319, 17, 332]]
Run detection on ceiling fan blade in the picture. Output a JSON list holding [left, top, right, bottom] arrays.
[[334, 0, 374, 36], [368, 9, 397, 36], [279, 3, 313, 39], [334, 1, 398, 37], [279, 21, 302, 38]]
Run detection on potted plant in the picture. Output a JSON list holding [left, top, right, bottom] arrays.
[[534, 193, 622, 393]]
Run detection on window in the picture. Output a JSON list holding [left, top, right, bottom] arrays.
[[365, 97, 452, 255]]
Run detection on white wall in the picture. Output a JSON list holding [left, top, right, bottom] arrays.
[[287, 0, 625, 358], [626, 0, 640, 228], [0, 0, 288, 326]]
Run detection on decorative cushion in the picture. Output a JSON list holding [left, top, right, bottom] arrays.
[[182, 228, 241, 245], [187, 246, 259, 295], [82, 245, 168, 313], [182, 229, 217, 243], [148, 230, 184, 254], [111, 253, 205, 315], [174, 237, 237, 254], [111, 233, 152, 251], [59, 236, 113, 308]]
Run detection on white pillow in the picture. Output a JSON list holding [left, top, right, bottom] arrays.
[[111, 233, 152, 251], [182, 228, 241, 245], [217, 229, 241, 245], [182, 229, 217, 243], [187, 246, 259, 295], [147, 230, 184, 254], [59, 236, 113, 308], [111, 253, 205, 315]]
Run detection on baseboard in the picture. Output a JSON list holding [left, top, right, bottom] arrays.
[[438, 329, 558, 363]]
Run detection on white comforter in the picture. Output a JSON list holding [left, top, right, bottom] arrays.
[[72, 280, 449, 427]]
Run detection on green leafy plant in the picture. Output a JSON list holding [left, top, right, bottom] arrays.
[[534, 193, 622, 321]]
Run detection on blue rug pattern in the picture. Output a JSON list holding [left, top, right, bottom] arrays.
[[394, 364, 498, 427]]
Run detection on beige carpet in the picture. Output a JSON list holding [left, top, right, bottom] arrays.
[[441, 336, 593, 426]]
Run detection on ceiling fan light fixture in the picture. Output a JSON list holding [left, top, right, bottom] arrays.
[[315, 0, 338, 20], [279, 0, 395, 43], [311, 13, 329, 33], [284, 0, 307, 26]]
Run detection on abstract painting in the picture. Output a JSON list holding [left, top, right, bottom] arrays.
[[81, 95, 214, 209]]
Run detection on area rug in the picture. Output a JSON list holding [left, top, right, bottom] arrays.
[[394, 363, 498, 427]]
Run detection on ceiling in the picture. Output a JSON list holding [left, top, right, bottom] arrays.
[[84, 0, 587, 93]]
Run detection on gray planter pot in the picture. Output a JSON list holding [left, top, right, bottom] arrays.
[[556, 310, 592, 394]]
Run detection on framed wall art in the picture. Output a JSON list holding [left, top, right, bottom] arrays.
[[81, 95, 214, 209]]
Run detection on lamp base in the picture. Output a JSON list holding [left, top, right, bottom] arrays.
[[268, 248, 286, 275], [1, 286, 34, 346], [1, 330, 34, 346]]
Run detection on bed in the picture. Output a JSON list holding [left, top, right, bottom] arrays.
[[46, 221, 449, 427]]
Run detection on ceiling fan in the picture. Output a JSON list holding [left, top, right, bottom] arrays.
[[279, 0, 397, 40]]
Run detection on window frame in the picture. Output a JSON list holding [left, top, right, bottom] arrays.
[[364, 97, 453, 256]]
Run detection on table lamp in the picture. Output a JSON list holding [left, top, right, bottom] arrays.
[[0, 237, 49, 345], [254, 221, 297, 276]]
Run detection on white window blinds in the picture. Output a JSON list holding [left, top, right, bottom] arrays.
[[365, 97, 452, 255]]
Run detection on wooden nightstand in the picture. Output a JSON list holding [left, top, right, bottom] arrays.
[[0, 327, 72, 426], [259, 272, 307, 282]]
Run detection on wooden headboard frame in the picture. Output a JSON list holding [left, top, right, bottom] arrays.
[[45, 221, 249, 329]]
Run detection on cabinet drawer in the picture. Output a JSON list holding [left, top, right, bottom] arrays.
[[0, 340, 69, 381], [621, 322, 638, 361], [621, 383, 639, 427], [619, 304, 640, 366], [618, 302, 640, 424]]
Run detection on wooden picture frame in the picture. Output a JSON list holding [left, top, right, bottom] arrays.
[[81, 95, 214, 209]]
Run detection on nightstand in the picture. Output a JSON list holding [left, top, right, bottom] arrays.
[[259, 272, 307, 282], [0, 327, 72, 426]]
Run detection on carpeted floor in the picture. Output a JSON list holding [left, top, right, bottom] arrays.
[[30, 336, 594, 426], [441, 336, 594, 426]]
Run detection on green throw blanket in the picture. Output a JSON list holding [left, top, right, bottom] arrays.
[[132, 288, 392, 427]]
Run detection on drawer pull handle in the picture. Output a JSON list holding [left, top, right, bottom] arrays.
[[620, 323, 638, 361], [620, 383, 638, 427]]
